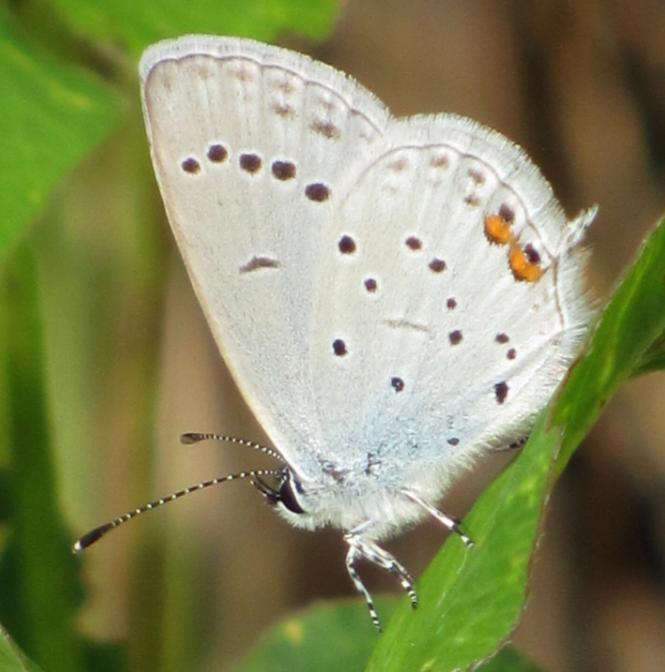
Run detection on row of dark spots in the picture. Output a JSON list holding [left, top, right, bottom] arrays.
[[468, 168, 486, 185], [332, 337, 508, 403], [464, 168, 487, 207], [180, 145, 330, 202], [449, 330, 463, 345], [494, 333, 512, 401], [358, 276, 455, 300], [181, 144, 229, 173], [332, 340, 406, 393], [495, 332, 517, 359], [336, 235, 445, 284], [400, 371, 509, 406], [405, 236, 446, 272], [336, 329, 505, 352], [405, 236, 421, 250], [332, 339, 347, 357], [495, 381, 509, 404], [386, 151, 452, 174], [391, 377, 404, 392], [523, 243, 541, 265], [498, 203, 514, 223]]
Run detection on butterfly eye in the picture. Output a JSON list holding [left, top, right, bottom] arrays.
[[252, 471, 305, 514], [278, 475, 306, 514]]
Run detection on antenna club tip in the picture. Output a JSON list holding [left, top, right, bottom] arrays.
[[180, 432, 205, 444], [72, 523, 114, 552]]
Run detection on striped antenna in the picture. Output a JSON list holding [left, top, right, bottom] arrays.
[[72, 468, 284, 553], [180, 432, 285, 463]]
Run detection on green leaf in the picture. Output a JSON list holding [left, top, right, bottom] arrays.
[[476, 646, 543, 672], [0, 624, 43, 672], [237, 598, 398, 672], [237, 600, 542, 672], [632, 338, 665, 376], [553, 216, 665, 473], [49, 0, 340, 57], [0, 9, 118, 264]]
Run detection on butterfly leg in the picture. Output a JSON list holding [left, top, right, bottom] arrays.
[[344, 526, 418, 631], [491, 435, 528, 452], [345, 542, 383, 631], [402, 488, 474, 547]]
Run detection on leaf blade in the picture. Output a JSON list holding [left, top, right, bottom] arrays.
[[48, 0, 340, 56], [0, 9, 118, 263]]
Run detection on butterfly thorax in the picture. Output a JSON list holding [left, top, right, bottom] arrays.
[[268, 457, 456, 539]]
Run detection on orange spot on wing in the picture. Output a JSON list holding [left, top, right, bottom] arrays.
[[509, 244, 542, 282], [484, 214, 512, 245], [485, 209, 544, 282]]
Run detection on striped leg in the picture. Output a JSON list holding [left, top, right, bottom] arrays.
[[344, 527, 419, 631], [402, 488, 474, 548], [345, 543, 382, 632]]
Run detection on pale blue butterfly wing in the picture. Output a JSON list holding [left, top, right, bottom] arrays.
[[311, 117, 594, 499], [141, 36, 392, 483]]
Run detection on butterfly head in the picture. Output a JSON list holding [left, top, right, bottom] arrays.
[[253, 468, 307, 517]]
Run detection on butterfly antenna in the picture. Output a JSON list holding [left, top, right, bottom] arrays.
[[73, 467, 283, 553], [180, 431, 285, 463]]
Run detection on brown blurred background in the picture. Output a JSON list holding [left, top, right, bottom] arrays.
[[66, 2, 665, 670]]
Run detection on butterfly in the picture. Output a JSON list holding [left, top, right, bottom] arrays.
[[75, 35, 595, 630]]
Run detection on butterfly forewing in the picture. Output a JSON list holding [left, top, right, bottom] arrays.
[[140, 37, 391, 477]]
